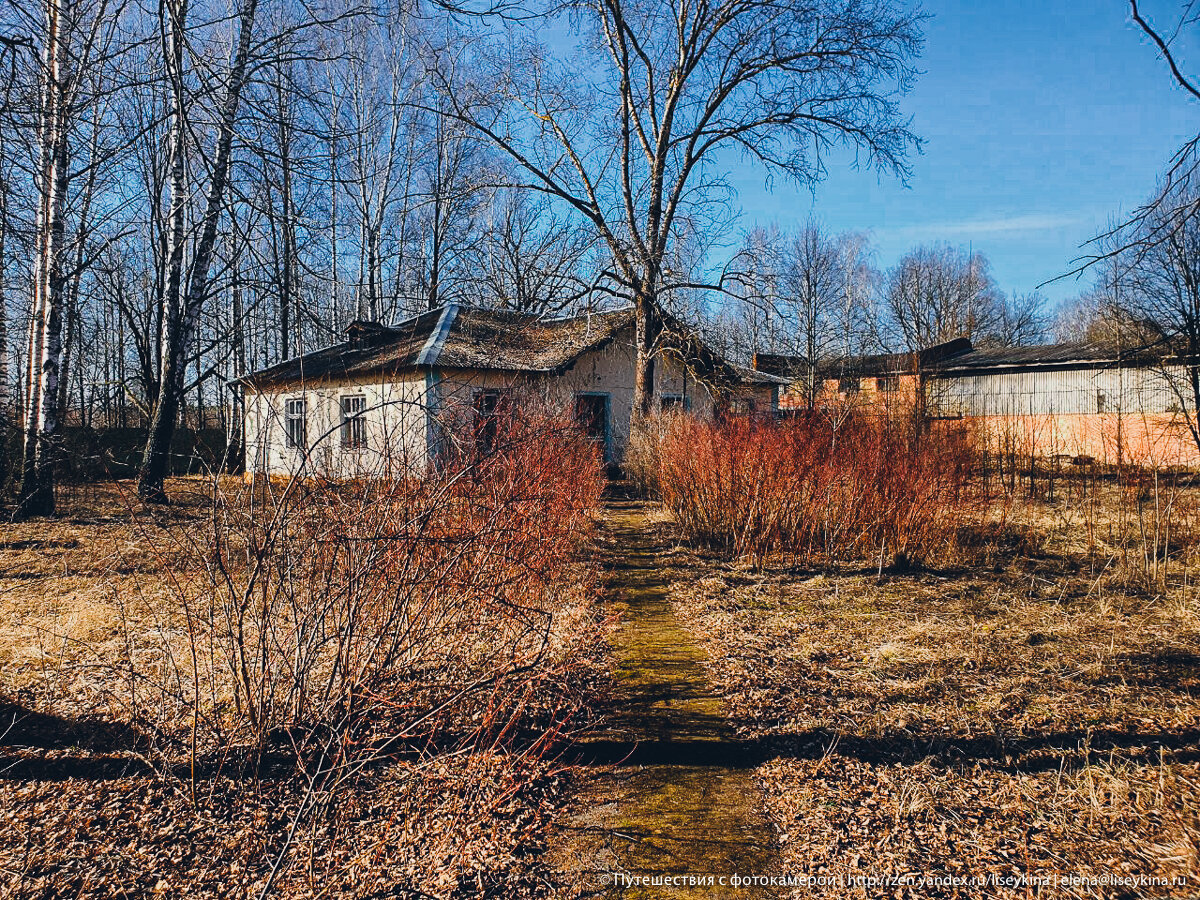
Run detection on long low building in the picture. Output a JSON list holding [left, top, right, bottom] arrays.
[[242, 304, 782, 478], [755, 339, 1200, 468]]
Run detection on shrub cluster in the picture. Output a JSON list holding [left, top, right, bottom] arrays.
[[151, 406, 604, 766], [641, 412, 983, 569]]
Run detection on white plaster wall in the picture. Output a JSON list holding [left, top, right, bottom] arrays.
[[244, 324, 777, 476], [245, 374, 431, 477], [433, 326, 732, 461]]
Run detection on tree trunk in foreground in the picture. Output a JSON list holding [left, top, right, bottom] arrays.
[[17, 0, 70, 519]]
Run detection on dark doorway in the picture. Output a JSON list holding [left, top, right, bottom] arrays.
[[574, 393, 610, 461], [474, 390, 504, 456]]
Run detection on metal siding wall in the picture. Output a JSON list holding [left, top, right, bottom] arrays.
[[928, 366, 1188, 417]]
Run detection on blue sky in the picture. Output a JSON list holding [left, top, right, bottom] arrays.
[[727, 0, 1199, 309]]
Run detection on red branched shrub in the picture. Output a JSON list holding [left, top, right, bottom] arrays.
[[647, 413, 984, 569], [165, 407, 604, 760]]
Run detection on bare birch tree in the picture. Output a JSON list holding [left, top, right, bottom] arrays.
[[11, 0, 127, 517], [137, 0, 261, 503], [727, 222, 877, 402]]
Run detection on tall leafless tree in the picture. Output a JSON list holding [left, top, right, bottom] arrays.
[[137, 0, 261, 503], [10, 0, 127, 517], [466, 189, 599, 313], [1073, 2, 1200, 272], [882, 244, 1009, 350], [1121, 185, 1200, 450], [435, 0, 923, 418], [730, 221, 878, 405]]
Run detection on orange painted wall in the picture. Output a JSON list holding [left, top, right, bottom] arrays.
[[970, 411, 1200, 469], [775, 373, 1200, 469]]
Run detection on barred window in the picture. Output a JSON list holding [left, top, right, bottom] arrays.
[[340, 395, 367, 448], [284, 398, 307, 449]]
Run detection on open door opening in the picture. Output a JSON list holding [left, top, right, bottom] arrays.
[[574, 393, 611, 463]]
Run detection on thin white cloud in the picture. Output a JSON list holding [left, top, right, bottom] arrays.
[[883, 213, 1087, 244]]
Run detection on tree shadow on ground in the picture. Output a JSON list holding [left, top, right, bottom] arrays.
[[0, 699, 147, 753], [571, 724, 1200, 773]]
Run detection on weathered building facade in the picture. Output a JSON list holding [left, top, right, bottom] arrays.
[[756, 339, 1200, 468], [243, 305, 780, 478]]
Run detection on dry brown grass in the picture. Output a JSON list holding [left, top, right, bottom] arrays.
[[0, 456, 608, 899], [668, 483, 1200, 898], [0, 478, 216, 710]]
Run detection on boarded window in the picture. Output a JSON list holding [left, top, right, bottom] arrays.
[[340, 395, 367, 448], [284, 398, 307, 450]]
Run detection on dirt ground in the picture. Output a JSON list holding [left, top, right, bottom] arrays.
[[0, 478, 598, 898], [6, 476, 1200, 898], [666, 483, 1200, 898]]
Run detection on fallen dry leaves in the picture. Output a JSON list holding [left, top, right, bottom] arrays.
[[667, 489, 1200, 899], [0, 753, 569, 898]]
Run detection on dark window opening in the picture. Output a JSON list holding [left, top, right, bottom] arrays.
[[660, 394, 688, 413], [340, 395, 367, 448], [839, 376, 860, 395], [473, 390, 505, 456], [574, 394, 609, 454], [877, 375, 899, 393], [284, 398, 307, 449]]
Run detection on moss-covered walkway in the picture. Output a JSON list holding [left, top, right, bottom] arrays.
[[550, 500, 778, 898]]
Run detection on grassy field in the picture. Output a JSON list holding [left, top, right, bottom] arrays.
[[4, 455, 1200, 899], [666, 481, 1200, 898]]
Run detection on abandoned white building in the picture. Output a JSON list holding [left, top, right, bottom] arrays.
[[242, 304, 781, 477]]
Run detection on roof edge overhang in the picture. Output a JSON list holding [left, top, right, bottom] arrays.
[[932, 355, 1173, 378]]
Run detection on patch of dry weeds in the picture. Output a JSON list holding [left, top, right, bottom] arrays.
[[0, 475, 605, 898], [669, 490, 1200, 898]]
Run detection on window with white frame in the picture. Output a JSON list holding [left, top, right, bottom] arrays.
[[284, 398, 307, 449], [340, 395, 367, 448], [660, 394, 688, 412]]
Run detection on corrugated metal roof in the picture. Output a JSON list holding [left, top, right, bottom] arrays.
[[755, 337, 1171, 379], [935, 341, 1162, 373]]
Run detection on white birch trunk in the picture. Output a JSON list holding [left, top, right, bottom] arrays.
[[18, 0, 71, 518]]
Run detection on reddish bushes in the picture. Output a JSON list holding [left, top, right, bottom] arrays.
[[644, 413, 983, 568], [154, 407, 604, 763]]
